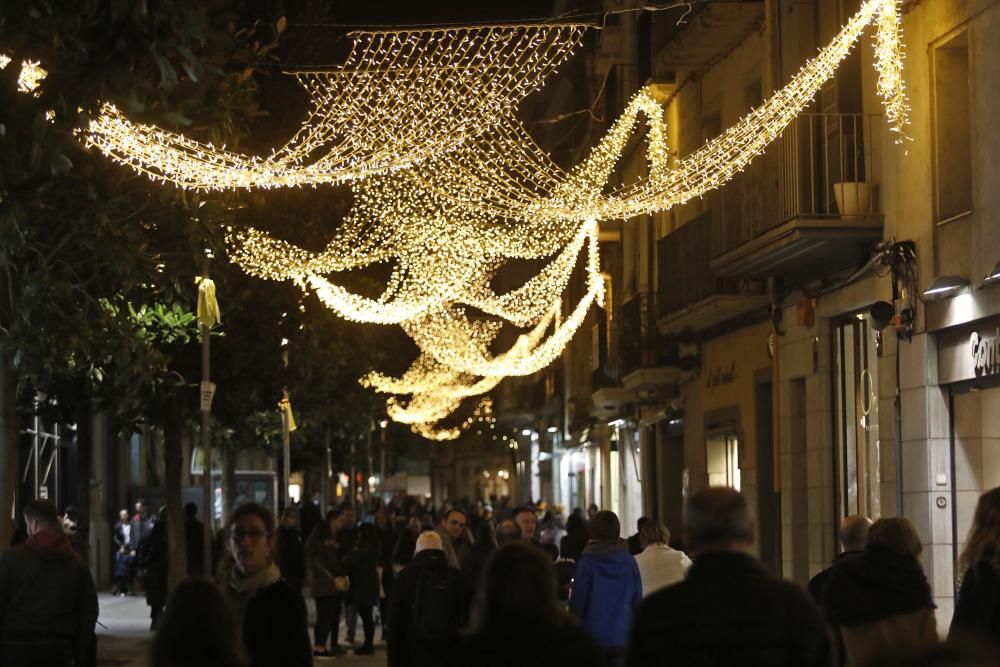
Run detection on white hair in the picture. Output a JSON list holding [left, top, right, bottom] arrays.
[[415, 530, 443, 554]]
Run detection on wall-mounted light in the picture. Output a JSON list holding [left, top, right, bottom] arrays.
[[521, 429, 532, 436], [546, 426, 558, 433], [923, 275, 968, 299], [607, 418, 625, 427]]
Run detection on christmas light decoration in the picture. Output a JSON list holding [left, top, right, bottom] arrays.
[[68, 0, 911, 437], [79, 24, 587, 190]]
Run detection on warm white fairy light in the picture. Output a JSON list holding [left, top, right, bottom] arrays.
[[70, 0, 911, 437], [79, 25, 587, 190], [0, 54, 11, 70], [16, 60, 47, 96]]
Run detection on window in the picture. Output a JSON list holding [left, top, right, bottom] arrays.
[[707, 432, 741, 490], [833, 314, 881, 519], [933, 32, 972, 223]]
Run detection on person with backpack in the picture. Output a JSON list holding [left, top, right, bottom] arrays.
[[387, 531, 471, 667]]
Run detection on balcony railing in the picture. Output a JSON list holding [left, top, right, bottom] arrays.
[[658, 211, 742, 318], [620, 291, 672, 376], [710, 113, 883, 258], [591, 312, 621, 389]]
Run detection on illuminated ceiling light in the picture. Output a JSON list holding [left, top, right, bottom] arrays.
[[923, 275, 968, 299]]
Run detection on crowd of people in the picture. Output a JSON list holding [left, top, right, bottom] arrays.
[[3, 487, 1000, 666]]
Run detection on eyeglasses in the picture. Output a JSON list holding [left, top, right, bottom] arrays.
[[231, 529, 269, 542]]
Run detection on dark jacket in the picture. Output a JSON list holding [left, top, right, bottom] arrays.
[[569, 539, 642, 649], [459, 542, 495, 588], [129, 513, 152, 551], [387, 549, 471, 667], [808, 550, 863, 606], [951, 559, 1000, 646], [392, 529, 419, 568], [275, 526, 306, 591], [560, 530, 588, 562], [450, 622, 603, 667], [138, 519, 168, 610], [305, 529, 345, 599], [185, 516, 205, 577], [113, 520, 129, 550], [627, 551, 831, 667], [241, 579, 312, 667], [824, 545, 936, 666], [346, 545, 381, 606], [0, 529, 99, 667]]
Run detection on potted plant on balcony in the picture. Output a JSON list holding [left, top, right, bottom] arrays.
[[833, 130, 873, 216]]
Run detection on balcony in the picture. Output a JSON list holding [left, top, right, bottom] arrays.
[[620, 292, 692, 392], [709, 113, 885, 282], [590, 313, 634, 416], [658, 211, 769, 336]]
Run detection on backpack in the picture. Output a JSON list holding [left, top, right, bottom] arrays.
[[411, 567, 462, 641]]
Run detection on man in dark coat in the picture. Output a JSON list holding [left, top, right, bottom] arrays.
[[387, 531, 471, 667], [0, 499, 99, 667], [808, 515, 871, 605], [627, 487, 831, 667]]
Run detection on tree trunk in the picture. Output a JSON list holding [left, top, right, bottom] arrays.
[[162, 393, 188, 591], [75, 404, 93, 565], [0, 351, 18, 551], [223, 444, 237, 521]]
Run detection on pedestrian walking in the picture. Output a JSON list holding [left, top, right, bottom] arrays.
[[450, 542, 603, 667], [151, 578, 245, 667], [221, 502, 312, 667], [823, 517, 937, 666], [139, 507, 169, 629], [435, 508, 466, 568], [387, 531, 471, 667], [461, 522, 497, 587], [569, 510, 642, 664], [275, 506, 306, 593], [808, 515, 871, 605], [560, 512, 590, 562], [345, 523, 381, 655], [374, 511, 396, 639], [513, 505, 539, 544], [633, 518, 691, 597], [306, 510, 349, 657], [112, 509, 131, 595], [951, 487, 1000, 648], [626, 517, 650, 556], [392, 516, 423, 572], [495, 519, 522, 546], [627, 487, 830, 667], [0, 499, 98, 667]]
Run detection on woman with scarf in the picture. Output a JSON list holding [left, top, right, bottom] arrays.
[[823, 517, 937, 666], [221, 503, 311, 667]]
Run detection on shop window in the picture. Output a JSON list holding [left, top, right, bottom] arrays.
[[833, 313, 881, 519], [933, 32, 972, 224], [706, 433, 741, 490]]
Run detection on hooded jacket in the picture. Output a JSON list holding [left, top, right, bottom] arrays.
[[568, 539, 642, 648], [823, 544, 937, 666], [0, 529, 98, 666]]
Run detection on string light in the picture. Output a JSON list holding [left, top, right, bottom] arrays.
[[79, 25, 587, 190], [66, 0, 911, 436]]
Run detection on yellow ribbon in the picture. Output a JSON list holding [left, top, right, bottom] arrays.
[[195, 277, 221, 328], [278, 397, 297, 432]]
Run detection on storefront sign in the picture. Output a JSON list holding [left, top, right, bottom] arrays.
[[938, 318, 1000, 384], [971, 329, 1000, 376]]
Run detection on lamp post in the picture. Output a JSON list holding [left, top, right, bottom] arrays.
[[199, 249, 215, 577], [280, 339, 290, 509]]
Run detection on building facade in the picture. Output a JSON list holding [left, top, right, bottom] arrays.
[[494, 0, 1000, 630]]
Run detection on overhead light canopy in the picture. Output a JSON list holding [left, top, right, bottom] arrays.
[[923, 275, 968, 298]]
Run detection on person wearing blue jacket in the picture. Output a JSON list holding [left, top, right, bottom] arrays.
[[569, 510, 642, 664]]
